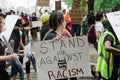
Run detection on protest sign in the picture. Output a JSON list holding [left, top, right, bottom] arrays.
[[23, 42, 31, 64], [32, 21, 40, 28], [70, 0, 82, 24], [36, 0, 50, 7], [0, 15, 19, 42], [106, 11, 120, 41], [34, 36, 91, 80], [72, 0, 80, 9], [69, 10, 82, 24], [55, 1, 61, 11]]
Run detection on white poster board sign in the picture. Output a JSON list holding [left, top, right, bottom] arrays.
[[106, 11, 120, 41], [34, 36, 91, 80], [0, 15, 19, 42], [23, 42, 31, 64], [32, 21, 40, 28]]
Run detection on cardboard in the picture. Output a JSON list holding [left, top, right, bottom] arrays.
[[32, 21, 40, 28], [69, 10, 82, 24], [55, 1, 61, 11], [106, 11, 120, 41], [36, 0, 50, 7], [34, 36, 91, 80], [0, 15, 19, 42]]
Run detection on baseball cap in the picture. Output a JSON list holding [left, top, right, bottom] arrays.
[[40, 12, 50, 27]]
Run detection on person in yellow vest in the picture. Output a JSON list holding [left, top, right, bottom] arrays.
[[96, 22, 120, 80]]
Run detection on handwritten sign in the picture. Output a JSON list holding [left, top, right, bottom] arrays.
[[34, 36, 91, 80], [70, 0, 82, 24], [36, 0, 50, 7], [32, 21, 40, 28], [69, 10, 82, 24], [106, 11, 120, 41], [0, 15, 19, 42]]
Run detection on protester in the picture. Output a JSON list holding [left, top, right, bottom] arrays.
[[20, 19, 31, 80], [87, 10, 95, 27], [96, 22, 120, 80], [43, 11, 74, 80], [0, 16, 18, 80], [9, 20, 25, 80], [94, 11, 104, 50], [31, 12, 38, 41], [40, 12, 50, 41], [62, 9, 72, 34], [16, 18, 31, 80]]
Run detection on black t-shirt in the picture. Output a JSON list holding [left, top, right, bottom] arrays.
[[40, 26, 50, 41], [104, 35, 114, 46], [44, 31, 57, 40], [0, 40, 5, 69]]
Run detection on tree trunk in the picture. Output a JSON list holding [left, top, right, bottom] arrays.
[[88, 0, 94, 12]]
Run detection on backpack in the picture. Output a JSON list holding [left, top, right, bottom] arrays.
[[87, 24, 96, 43]]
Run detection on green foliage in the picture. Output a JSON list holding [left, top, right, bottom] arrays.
[[94, 0, 120, 11], [62, 0, 120, 11], [62, 0, 73, 8]]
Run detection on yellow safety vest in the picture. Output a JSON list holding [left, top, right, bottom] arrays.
[[96, 30, 116, 79]]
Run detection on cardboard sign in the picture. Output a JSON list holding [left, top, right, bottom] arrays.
[[34, 36, 91, 80], [0, 15, 19, 42], [72, 0, 81, 9], [69, 10, 82, 24], [23, 42, 31, 64], [32, 21, 40, 28], [55, 1, 61, 11], [106, 11, 120, 41], [36, 0, 50, 7]]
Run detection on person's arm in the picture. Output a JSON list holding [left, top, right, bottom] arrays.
[[23, 21, 32, 30], [96, 31, 101, 40], [18, 37, 24, 57], [104, 40, 120, 55], [62, 28, 72, 38], [0, 54, 18, 62]]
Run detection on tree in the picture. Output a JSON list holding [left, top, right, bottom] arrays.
[[88, 0, 94, 12], [62, 0, 120, 12]]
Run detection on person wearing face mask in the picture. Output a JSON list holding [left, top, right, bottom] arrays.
[[0, 16, 18, 80]]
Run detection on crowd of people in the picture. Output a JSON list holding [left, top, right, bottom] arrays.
[[0, 6, 120, 80]]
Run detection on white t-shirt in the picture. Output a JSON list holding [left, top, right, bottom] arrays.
[[95, 22, 104, 33], [95, 21, 104, 41]]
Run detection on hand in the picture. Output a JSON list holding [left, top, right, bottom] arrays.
[[53, 34, 62, 41], [9, 54, 18, 60]]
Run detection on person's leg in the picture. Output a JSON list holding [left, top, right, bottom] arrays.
[[75, 25, 81, 36], [15, 62, 24, 80], [26, 61, 31, 80], [9, 61, 17, 78], [10, 60, 24, 80], [34, 29, 37, 41], [71, 25, 75, 37]]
